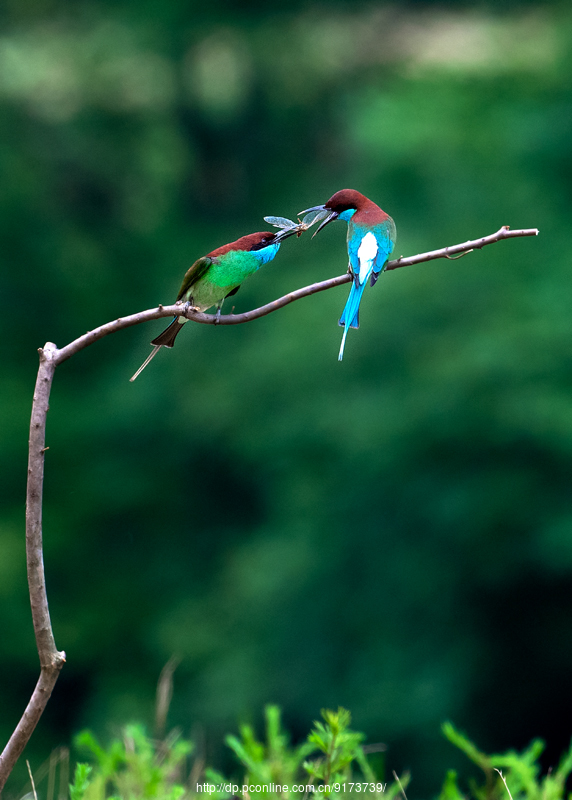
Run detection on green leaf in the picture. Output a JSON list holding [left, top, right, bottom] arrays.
[[442, 722, 492, 773], [69, 763, 92, 800], [438, 770, 464, 800]]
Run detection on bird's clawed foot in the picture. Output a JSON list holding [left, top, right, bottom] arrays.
[[182, 301, 200, 318]]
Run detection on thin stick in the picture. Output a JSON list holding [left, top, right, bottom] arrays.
[[155, 656, 181, 740], [58, 748, 69, 800], [26, 760, 38, 800], [393, 771, 409, 800], [495, 769, 515, 800]]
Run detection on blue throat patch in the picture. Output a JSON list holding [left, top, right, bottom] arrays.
[[253, 242, 280, 264], [337, 209, 356, 222]]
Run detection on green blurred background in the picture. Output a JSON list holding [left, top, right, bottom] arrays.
[[1, 0, 571, 795]]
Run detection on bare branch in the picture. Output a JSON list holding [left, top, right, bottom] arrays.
[[0, 344, 66, 793], [385, 225, 537, 271], [0, 223, 538, 792], [54, 225, 538, 363]]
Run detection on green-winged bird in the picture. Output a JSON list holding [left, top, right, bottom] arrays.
[[130, 227, 299, 381]]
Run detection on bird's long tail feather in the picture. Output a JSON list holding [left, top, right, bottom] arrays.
[[130, 346, 162, 382], [338, 279, 367, 361], [338, 326, 349, 361], [130, 317, 186, 381]]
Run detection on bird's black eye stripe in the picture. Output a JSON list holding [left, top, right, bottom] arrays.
[[252, 237, 274, 250]]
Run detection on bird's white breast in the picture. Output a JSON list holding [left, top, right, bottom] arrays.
[[357, 231, 378, 284]]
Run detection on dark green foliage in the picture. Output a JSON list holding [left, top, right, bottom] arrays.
[[440, 722, 572, 800], [72, 725, 191, 800], [19, 711, 572, 800], [225, 705, 316, 788], [25, 707, 402, 799], [305, 709, 367, 788], [70, 764, 93, 800]]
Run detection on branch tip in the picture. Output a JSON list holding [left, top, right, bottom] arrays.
[[38, 342, 59, 363]]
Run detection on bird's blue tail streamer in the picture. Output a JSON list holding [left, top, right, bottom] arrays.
[[338, 278, 367, 361]]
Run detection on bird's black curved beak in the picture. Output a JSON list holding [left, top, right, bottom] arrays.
[[298, 204, 338, 237], [272, 226, 301, 243], [298, 204, 326, 216]]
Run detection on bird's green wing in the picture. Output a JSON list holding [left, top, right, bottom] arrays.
[[176, 256, 214, 301]]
